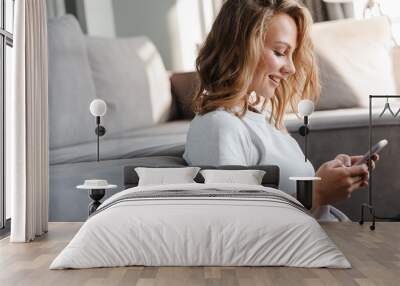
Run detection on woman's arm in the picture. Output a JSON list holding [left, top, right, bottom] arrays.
[[312, 154, 379, 211]]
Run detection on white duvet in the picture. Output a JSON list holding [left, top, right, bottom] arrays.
[[50, 183, 350, 269]]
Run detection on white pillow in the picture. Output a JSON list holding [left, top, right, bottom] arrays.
[[86, 36, 172, 138], [135, 167, 200, 186], [312, 17, 397, 110], [200, 169, 266, 185]]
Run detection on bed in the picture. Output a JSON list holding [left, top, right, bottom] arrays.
[[50, 166, 350, 269]]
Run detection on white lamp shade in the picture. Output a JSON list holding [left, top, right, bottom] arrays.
[[298, 99, 315, 117], [89, 99, 107, 117]]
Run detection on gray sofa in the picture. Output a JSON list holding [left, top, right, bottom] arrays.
[[48, 15, 189, 221], [49, 15, 400, 222]]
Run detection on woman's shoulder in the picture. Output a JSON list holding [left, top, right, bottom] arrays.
[[191, 109, 242, 128], [187, 109, 249, 143]]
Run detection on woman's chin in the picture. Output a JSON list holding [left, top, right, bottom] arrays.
[[260, 89, 275, 101]]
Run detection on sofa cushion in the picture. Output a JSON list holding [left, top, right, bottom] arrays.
[[312, 16, 398, 111], [48, 15, 96, 149], [50, 121, 189, 165], [86, 36, 172, 138], [284, 108, 400, 133]]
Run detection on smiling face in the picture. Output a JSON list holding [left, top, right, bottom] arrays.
[[249, 13, 298, 101]]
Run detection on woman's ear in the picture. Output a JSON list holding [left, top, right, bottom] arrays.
[[248, 91, 257, 105]]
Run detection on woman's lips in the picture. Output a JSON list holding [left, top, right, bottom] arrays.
[[268, 75, 280, 87]]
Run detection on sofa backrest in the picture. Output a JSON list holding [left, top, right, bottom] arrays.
[[169, 17, 399, 119], [49, 15, 398, 136]]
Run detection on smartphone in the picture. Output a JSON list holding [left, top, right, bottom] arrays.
[[354, 139, 388, 165]]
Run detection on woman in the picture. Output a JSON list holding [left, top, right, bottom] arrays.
[[183, 0, 377, 220]]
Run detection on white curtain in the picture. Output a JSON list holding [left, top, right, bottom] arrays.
[[8, 0, 49, 242]]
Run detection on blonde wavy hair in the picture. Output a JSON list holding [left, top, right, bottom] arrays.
[[193, 0, 319, 129]]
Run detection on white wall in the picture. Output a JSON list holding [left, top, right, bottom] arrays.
[[84, 0, 116, 38], [353, 0, 400, 43], [175, 0, 203, 70], [112, 0, 182, 70], [79, 0, 223, 71], [111, 0, 220, 71]]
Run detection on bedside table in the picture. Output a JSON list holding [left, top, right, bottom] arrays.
[[77, 179, 117, 215]]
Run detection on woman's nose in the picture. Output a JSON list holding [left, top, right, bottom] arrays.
[[282, 58, 296, 77]]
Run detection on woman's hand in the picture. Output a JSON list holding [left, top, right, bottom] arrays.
[[335, 153, 379, 187], [335, 153, 379, 170], [312, 153, 379, 211]]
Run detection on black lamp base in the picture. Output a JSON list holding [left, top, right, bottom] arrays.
[[88, 189, 105, 215], [95, 126, 106, 136], [298, 126, 309, 136], [296, 180, 313, 210], [94, 116, 106, 162], [290, 177, 320, 210]]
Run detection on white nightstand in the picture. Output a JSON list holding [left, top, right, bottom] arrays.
[[77, 179, 117, 215]]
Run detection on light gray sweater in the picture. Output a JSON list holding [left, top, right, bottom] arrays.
[[183, 109, 315, 196], [183, 109, 348, 221]]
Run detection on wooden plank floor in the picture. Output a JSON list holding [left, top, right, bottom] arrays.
[[0, 222, 399, 286]]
